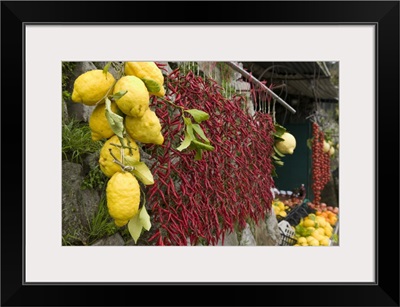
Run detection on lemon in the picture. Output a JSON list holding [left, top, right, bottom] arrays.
[[278, 202, 285, 210], [113, 75, 150, 118], [297, 237, 307, 245], [309, 239, 320, 246], [316, 216, 327, 228], [323, 140, 331, 153], [89, 101, 121, 141], [324, 228, 332, 238], [329, 146, 335, 156], [125, 108, 164, 145], [71, 70, 115, 106], [320, 236, 330, 246], [106, 171, 140, 227], [303, 218, 315, 228], [99, 135, 140, 177], [124, 62, 165, 97], [278, 211, 287, 218], [316, 227, 325, 236], [275, 132, 296, 154]]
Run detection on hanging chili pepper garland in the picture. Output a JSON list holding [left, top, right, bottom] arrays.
[[311, 122, 331, 205], [145, 66, 276, 246]]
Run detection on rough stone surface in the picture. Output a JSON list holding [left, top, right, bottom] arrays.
[[217, 231, 239, 246], [62, 161, 100, 245], [240, 224, 257, 246], [92, 233, 125, 246]]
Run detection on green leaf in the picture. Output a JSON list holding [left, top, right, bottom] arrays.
[[332, 233, 339, 243], [139, 206, 151, 231], [109, 90, 127, 101], [128, 214, 142, 244], [192, 124, 210, 143], [185, 122, 196, 140], [191, 139, 215, 151], [141, 78, 161, 93], [194, 148, 203, 160], [103, 62, 112, 75], [271, 167, 278, 177], [273, 146, 286, 157], [273, 133, 285, 141], [274, 123, 286, 136], [176, 131, 193, 151], [272, 154, 281, 161], [184, 109, 210, 123], [274, 160, 284, 166], [126, 160, 154, 185], [105, 98, 124, 138]]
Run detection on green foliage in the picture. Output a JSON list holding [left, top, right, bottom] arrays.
[[62, 118, 103, 164], [81, 164, 106, 190], [88, 195, 119, 244], [62, 62, 76, 101]]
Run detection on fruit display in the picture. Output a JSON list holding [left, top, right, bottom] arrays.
[[291, 212, 337, 246], [272, 199, 291, 220]]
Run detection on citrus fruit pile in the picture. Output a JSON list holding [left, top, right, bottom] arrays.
[[272, 199, 290, 219], [293, 213, 336, 246], [71, 62, 165, 231]]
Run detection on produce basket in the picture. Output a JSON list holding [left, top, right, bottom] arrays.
[[284, 200, 314, 227], [278, 220, 297, 246]]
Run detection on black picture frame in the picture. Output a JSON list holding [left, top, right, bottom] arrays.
[[1, 1, 399, 306]]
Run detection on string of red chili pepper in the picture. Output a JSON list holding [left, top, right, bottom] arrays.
[[144, 66, 276, 246], [311, 123, 331, 204]]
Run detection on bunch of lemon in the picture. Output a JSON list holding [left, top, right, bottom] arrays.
[[293, 213, 334, 246], [272, 199, 289, 218], [71, 62, 165, 229]]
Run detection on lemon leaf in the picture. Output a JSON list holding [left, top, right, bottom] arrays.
[[194, 148, 203, 160], [273, 145, 286, 157], [191, 139, 215, 151], [176, 131, 193, 151], [141, 78, 160, 93], [103, 62, 112, 75], [126, 161, 154, 185], [184, 109, 210, 123], [274, 123, 286, 136], [274, 160, 284, 166], [110, 90, 127, 101], [185, 121, 196, 140], [105, 98, 124, 139], [192, 123, 210, 143], [273, 134, 285, 141], [128, 214, 142, 244], [139, 206, 151, 231]]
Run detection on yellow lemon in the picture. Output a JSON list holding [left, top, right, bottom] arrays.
[[89, 101, 121, 141], [303, 218, 315, 228], [323, 140, 331, 153], [106, 172, 140, 227], [99, 135, 140, 177], [278, 202, 285, 210], [317, 227, 326, 236], [297, 237, 307, 245], [320, 236, 330, 246], [309, 239, 320, 246], [316, 216, 327, 228], [275, 132, 296, 155], [71, 70, 115, 106], [124, 61, 165, 97], [329, 146, 335, 156], [113, 75, 150, 118], [125, 108, 164, 145], [324, 228, 332, 238], [278, 211, 287, 218]]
